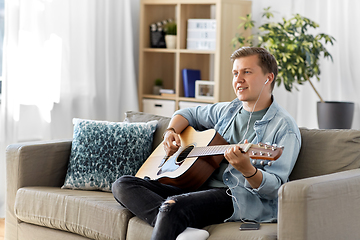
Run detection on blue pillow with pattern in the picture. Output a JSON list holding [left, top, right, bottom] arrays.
[[62, 118, 158, 192]]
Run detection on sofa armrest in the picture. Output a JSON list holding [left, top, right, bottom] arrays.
[[6, 140, 72, 239], [278, 168, 360, 240]]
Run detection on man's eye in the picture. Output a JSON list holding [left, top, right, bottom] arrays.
[[233, 72, 238, 76]]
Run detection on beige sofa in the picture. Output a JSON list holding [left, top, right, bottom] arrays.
[[5, 111, 360, 240]]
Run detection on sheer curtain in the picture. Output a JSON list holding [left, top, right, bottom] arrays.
[[0, 0, 140, 217], [253, 0, 360, 129]]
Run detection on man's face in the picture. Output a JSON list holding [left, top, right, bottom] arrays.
[[232, 55, 269, 107]]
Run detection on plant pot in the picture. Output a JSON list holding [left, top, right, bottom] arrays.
[[153, 85, 162, 95], [165, 35, 177, 49], [317, 101, 354, 129]]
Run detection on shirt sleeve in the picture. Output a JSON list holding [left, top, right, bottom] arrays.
[[173, 102, 230, 131], [249, 129, 301, 200]]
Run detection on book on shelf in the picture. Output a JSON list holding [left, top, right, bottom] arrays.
[[159, 89, 175, 94], [182, 69, 201, 98]]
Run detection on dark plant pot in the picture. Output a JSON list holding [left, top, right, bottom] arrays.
[[317, 101, 354, 129]]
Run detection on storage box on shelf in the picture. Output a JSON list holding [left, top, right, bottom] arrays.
[[138, 0, 251, 115], [187, 19, 216, 50], [142, 99, 176, 118]]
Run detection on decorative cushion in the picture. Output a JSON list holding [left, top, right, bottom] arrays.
[[62, 118, 158, 192]]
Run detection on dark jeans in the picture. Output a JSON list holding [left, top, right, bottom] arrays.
[[112, 175, 234, 240]]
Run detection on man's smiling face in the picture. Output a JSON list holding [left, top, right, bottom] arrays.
[[232, 54, 271, 111]]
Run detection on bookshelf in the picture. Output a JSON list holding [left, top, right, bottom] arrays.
[[138, 0, 252, 113]]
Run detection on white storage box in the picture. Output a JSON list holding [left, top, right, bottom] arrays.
[[187, 19, 217, 50], [186, 39, 216, 50], [187, 19, 216, 30], [187, 29, 216, 40], [179, 101, 210, 109], [142, 99, 175, 117]]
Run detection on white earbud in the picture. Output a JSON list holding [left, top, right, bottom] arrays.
[[265, 78, 269, 84]]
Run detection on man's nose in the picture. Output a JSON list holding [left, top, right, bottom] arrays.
[[235, 74, 244, 83]]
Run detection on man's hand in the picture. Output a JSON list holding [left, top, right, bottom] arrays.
[[163, 129, 181, 157], [224, 140, 263, 189], [224, 145, 253, 175]]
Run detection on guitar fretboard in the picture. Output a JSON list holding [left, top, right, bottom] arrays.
[[188, 143, 252, 158]]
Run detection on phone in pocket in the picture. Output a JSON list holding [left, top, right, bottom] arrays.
[[239, 222, 260, 230]]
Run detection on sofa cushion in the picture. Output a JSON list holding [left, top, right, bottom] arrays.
[[62, 118, 157, 192], [14, 186, 133, 240], [125, 216, 277, 240], [290, 128, 360, 180], [124, 111, 171, 151]]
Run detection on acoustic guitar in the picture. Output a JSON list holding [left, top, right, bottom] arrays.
[[136, 126, 283, 191]]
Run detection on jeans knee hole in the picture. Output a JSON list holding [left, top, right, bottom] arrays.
[[159, 199, 176, 212]]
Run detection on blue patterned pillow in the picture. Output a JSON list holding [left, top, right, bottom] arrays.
[[62, 118, 158, 192]]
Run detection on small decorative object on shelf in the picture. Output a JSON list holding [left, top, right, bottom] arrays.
[[164, 20, 177, 49], [187, 19, 216, 50], [153, 78, 163, 95], [195, 80, 215, 100], [150, 19, 172, 48], [160, 89, 176, 98]]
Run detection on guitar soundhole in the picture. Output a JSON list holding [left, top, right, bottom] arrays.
[[176, 145, 195, 165]]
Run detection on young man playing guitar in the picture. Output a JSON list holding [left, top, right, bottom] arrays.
[[112, 47, 301, 240]]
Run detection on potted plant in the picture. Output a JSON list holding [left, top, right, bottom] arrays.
[[164, 21, 177, 49], [232, 8, 354, 129], [153, 78, 163, 95]]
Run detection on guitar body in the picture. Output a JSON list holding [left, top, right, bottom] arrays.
[[136, 126, 228, 191]]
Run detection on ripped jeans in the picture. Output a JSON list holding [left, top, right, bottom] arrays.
[[112, 175, 233, 240]]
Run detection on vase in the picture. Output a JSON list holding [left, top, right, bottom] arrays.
[[165, 35, 177, 49], [317, 101, 354, 129], [153, 86, 162, 95]]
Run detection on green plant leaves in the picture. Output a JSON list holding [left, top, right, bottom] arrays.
[[231, 7, 335, 94]]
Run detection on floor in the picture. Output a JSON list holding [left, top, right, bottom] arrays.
[[0, 218, 4, 240]]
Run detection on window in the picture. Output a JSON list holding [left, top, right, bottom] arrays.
[[0, 0, 3, 94]]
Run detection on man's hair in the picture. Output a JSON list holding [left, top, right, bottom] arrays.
[[230, 47, 278, 90]]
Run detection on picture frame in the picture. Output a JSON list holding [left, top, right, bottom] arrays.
[[195, 80, 215, 100]]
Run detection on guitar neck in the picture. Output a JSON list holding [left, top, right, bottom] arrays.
[[188, 143, 251, 158]]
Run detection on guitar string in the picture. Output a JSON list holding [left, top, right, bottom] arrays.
[[225, 81, 267, 222]]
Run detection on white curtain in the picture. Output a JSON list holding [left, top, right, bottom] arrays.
[[0, 0, 140, 217], [253, 0, 360, 129]]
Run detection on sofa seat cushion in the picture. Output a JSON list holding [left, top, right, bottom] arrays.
[[14, 186, 133, 240], [126, 216, 277, 240]]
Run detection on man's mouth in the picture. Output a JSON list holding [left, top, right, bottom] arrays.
[[237, 87, 247, 91]]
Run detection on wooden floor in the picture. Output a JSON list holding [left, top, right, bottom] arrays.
[[0, 218, 4, 240]]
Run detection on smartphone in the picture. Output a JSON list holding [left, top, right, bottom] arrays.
[[239, 222, 260, 230]]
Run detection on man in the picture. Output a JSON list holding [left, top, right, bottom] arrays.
[[112, 47, 301, 240]]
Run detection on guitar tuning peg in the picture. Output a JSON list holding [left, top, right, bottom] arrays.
[[272, 144, 278, 147], [260, 160, 265, 166], [265, 142, 271, 146], [252, 160, 256, 165], [267, 161, 273, 166]]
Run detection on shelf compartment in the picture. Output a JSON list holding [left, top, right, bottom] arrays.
[[140, 52, 177, 96], [179, 4, 215, 50], [179, 52, 213, 98], [141, 4, 177, 49]]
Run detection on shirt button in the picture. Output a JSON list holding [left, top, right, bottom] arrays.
[[225, 178, 229, 181]]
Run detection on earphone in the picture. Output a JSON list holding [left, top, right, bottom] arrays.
[[226, 78, 269, 220]]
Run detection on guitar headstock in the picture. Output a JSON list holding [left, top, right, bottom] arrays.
[[245, 143, 283, 166]]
